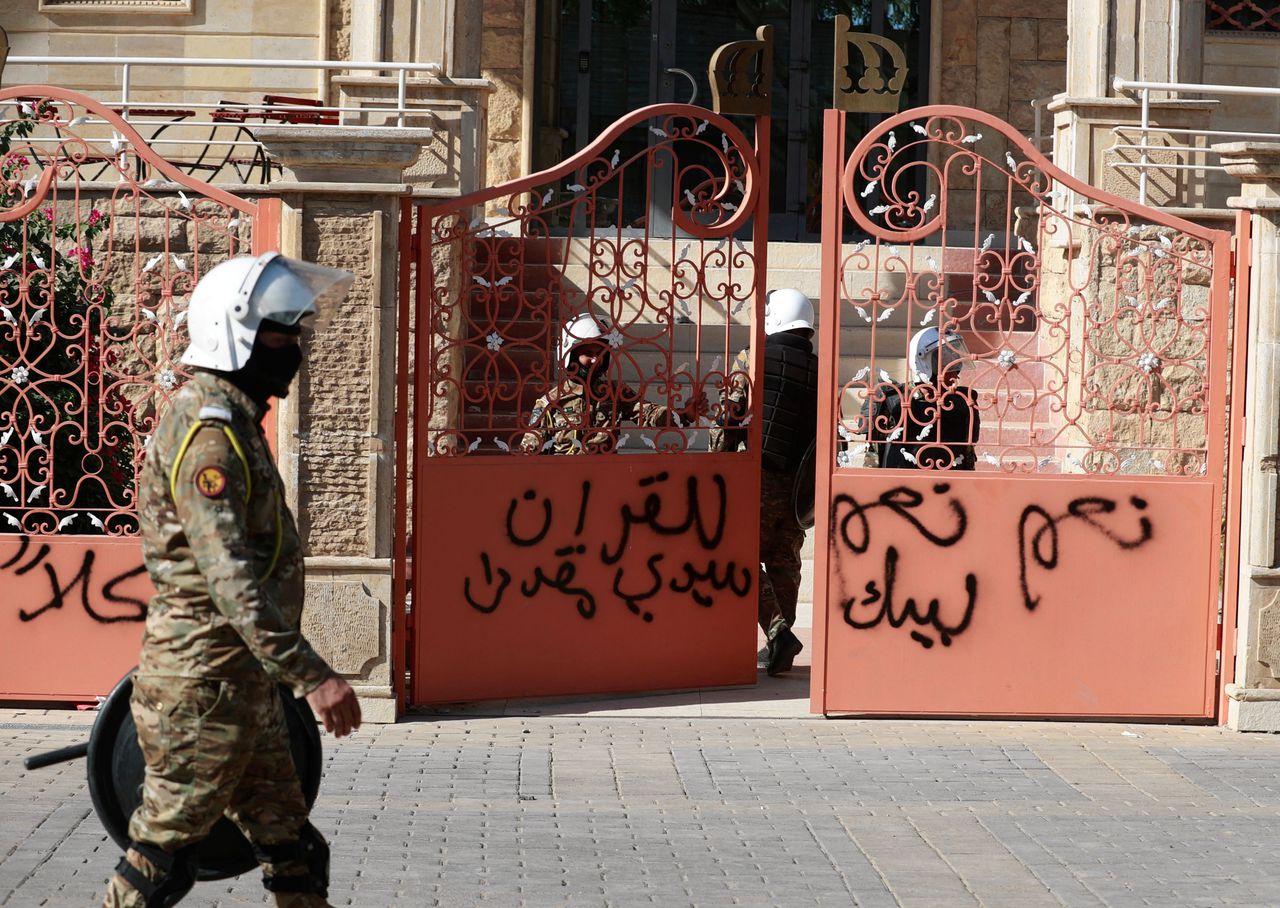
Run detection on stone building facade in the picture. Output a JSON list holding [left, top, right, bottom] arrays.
[[6, 1, 1279, 724]]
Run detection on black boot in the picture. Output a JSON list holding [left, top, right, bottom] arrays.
[[766, 626, 804, 677]]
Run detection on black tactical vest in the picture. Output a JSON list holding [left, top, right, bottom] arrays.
[[760, 331, 820, 474]]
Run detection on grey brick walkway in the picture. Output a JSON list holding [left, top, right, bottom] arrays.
[[4, 685, 1280, 906]]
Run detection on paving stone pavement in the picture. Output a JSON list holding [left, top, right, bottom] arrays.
[[4, 677, 1280, 907]]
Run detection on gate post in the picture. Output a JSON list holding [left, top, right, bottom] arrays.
[[257, 126, 433, 722], [1217, 142, 1280, 730]]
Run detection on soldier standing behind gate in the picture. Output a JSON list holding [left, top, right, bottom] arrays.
[[520, 312, 707, 454], [103, 253, 361, 908], [711, 289, 819, 676], [864, 326, 980, 471]]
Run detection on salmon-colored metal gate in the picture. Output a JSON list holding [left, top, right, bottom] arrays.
[[0, 87, 278, 702], [401, 103, 769, 705], [812, 106, 1238, 719]]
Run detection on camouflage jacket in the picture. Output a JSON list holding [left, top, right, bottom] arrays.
[[135, 371, 333, 697], [708, 347, 751, 453], [520, 378, 669, 455]]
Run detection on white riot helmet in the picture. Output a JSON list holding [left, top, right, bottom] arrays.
[[910, 326, 969, 384], [180, 252, 354, 371], [764, 288, 815, 336], [558, 312, 610, 370]]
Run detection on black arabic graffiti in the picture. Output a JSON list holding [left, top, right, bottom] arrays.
[[3, 535, 148, 624], [1017, 496, 1153, 612], [464, 473, 751, 622], [833, 483, 976, 648], [831, 485, 1158, 649]]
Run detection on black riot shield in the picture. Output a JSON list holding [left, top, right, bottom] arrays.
[[792, 439, 817, 530], [84, 671, 323, 881]]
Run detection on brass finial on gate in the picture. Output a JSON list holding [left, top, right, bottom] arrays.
[[833, 15, 908, 113], [708, 25, 773, 116]]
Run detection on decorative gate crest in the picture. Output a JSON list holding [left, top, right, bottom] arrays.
[[833, 16, 909, 113]]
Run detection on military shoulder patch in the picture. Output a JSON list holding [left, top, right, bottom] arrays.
[[195, 465, 228, 498]]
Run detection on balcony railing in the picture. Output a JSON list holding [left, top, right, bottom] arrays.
[[4, 55, 449, 184], [1111, 77, 1280, 206]]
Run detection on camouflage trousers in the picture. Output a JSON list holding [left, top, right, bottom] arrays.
[[758, 468, 806, 639], [102, 675, 328, 907]]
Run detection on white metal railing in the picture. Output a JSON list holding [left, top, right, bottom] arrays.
[[7, 55, 443, 128], [3, 55, 448, 184], [1029, 97, 1054, 158], [1111, 76, 1280, 205]]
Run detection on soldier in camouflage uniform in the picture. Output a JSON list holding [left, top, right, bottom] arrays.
[[712, 289, 818, 676], [521, 313, 704, 454], [103, 253, 361, 908]]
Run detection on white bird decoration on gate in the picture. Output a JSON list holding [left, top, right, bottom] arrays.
[[2, 254, 19, 270], [980, 233, 994, 252], [861, 181, 878, 198], [57, 515, 76, 531], [1005, 152, 1018, 172], [171, 254, 187, 272], [88, 514, 105, 530], [911, 123, 928, 136], [0, 307, 13, 325], [143, 253, 164, 273], [178, 191, 192, 210], [27, 484, 45, 503]]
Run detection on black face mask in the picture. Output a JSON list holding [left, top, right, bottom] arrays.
[[223, 323, 303, 408]]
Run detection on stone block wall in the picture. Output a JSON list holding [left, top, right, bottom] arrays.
[[936, 0, 1069, 232], [939, 0, 1067, 134], [481, 0, 528, 185]]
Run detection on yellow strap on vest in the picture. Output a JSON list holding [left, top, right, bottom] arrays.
[[169, 419, 283, 582]]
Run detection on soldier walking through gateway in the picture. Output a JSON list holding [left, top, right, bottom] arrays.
[[712, 289, 819, 676], [103, 253, 362, 907]]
